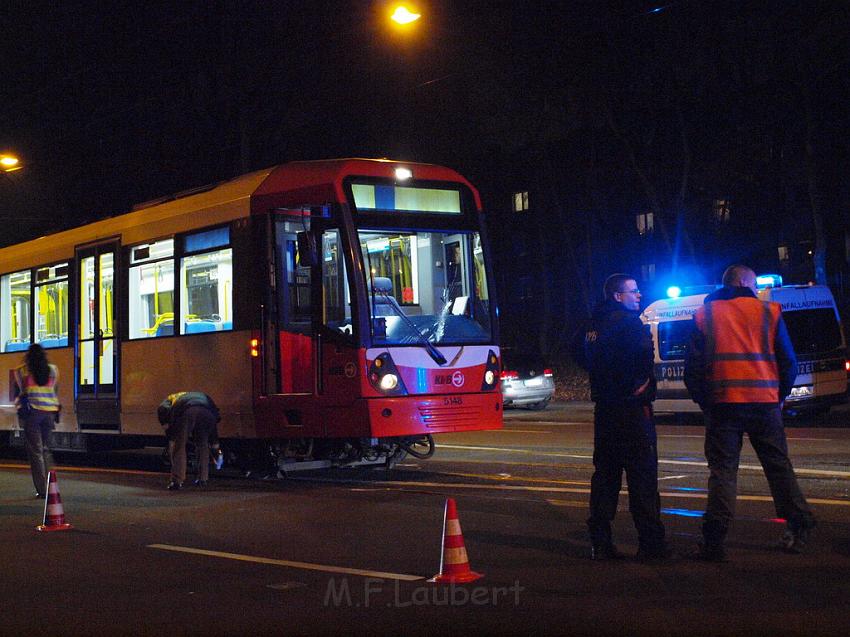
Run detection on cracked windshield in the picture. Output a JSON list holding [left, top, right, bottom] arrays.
[[359, 230, 492, 346]]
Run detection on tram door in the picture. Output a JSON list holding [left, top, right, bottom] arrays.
[[75, 242, 120, 429], [443, 234, 470, 310], [261, 216, 314, 397]]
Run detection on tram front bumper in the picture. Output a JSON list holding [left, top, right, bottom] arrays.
[[364, 392, 503, 438]]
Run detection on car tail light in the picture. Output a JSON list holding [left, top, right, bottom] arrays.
[[544, 368, 553, 377], [845, 360, 849, 372], [500, 370, 519, 381]]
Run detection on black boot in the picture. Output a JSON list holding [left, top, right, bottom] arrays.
[[780, 517, 816, 554], [591, 542, 624, 561], [696, 519, 727, 562]]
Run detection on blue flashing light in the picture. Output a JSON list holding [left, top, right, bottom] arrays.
[[756, 274, 783, 289], [666, 286, 682, 299]]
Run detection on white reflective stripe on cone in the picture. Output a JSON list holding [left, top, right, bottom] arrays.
[[443, 547, 469, 565]]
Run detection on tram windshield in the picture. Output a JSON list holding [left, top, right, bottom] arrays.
[[358, 230, 492, 346]]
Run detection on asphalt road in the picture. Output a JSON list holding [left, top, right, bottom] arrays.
[[1, 402, 849, 636]]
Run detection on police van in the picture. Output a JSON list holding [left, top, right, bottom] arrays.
[[641, 276, 848, 415]]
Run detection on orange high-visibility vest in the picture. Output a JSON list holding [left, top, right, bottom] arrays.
[[694, 297, 782, 403]]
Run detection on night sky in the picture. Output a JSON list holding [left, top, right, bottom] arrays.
[[1, 1, 848, 250]]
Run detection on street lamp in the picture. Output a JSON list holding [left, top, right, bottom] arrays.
[[1, 153, 21, 172], [390, 5, 421, 26]]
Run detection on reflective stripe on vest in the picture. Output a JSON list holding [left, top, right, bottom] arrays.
[[696, 297, 781, 403], [17, 364, 61, 412]]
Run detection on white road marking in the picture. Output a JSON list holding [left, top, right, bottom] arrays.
[[439, 443, 591, 458], [658, 434, 706, 438], [306, 478, 850, 506], [267, 582, 307, 591], [658, 474, 689, 481], [438, 444, 850, 479], [148, 544, 425, 581]]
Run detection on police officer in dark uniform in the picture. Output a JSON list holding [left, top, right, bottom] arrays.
[[158, 391, 222, 490], [574, 273, 668, 560]]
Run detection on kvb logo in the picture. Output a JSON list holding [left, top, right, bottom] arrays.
[[451, 371, 465, 387]]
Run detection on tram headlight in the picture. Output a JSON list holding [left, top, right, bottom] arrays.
[[481, 350, 500, 391], [368, 353, 408, 396], [379, 373, 399, 391]]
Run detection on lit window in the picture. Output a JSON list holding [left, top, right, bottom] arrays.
[[637, 212, 654, 236], [0, 270, 32, 352], [34, 263, 69, 348], [360, 232, 419, 306], [180, 247, 233, 334], [128, 239, 175, 339], [713, 199, 731, 224], [513, 191, 529, 212], [641, 263, 656, 281], [778, 245, 790, 263]]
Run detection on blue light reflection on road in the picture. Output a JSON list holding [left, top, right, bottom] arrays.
[[662, 508, 705, 518]]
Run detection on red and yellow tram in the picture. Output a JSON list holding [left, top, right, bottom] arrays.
[[0, 159, 502, 469]]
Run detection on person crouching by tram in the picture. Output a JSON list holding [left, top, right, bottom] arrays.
[[12, 344, 61, 498], [573, 274, 669, 560], [157, 392, 222, 490]]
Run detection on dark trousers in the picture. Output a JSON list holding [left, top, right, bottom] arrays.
[[168, 406, 218, 483], [703, 404, 814, 544], [23, 409, 55, 496], [588, 402, 665, 549]]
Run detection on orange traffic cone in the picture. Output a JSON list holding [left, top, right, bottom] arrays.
[[429, 498, 483, 584], [37, 471, 73, 532]]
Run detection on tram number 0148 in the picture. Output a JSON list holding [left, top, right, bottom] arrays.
[[659, 364, 685, 381], [443, 396, 463, 406]]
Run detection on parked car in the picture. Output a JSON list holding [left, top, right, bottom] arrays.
[[500, 356, 555, 410]]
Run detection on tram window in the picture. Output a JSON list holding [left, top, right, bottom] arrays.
[[179, 248, 233, 334], [1, 269, 32, 353], [128, 239, 175, 339], [360, 234, 418, 305], [473, 234, 488, 303], [34, 263, 69, 348], [322, 230, 352, 334]]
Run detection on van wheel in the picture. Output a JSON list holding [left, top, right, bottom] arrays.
[[527, 399, 550, 411], [809, 406, 831, 424]]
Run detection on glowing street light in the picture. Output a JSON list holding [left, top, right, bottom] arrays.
[[1, 154, 21, 172], [390, 5, 421, 26]]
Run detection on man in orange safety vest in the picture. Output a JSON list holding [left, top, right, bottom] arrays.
[[684, 264, 815, 561]]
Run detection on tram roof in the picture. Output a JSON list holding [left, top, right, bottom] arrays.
[[0, 158, 480, 272], [251, 158, 482, 214]]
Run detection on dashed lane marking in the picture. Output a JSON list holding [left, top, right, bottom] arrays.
[[305, 478, 850, 507], [439, 471, 589, 486], [658, 474, 689, 481], [0, 462, 158, 477], [148, 544, 425, 581], [438, 444, 850, 479], [545, 498, 587, 508]]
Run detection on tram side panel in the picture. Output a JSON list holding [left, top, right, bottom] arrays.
[[121, 330, 255, 437]]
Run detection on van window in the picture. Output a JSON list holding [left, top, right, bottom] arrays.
[[782, 309, 842, 354], [658, 320, 693, 361]]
